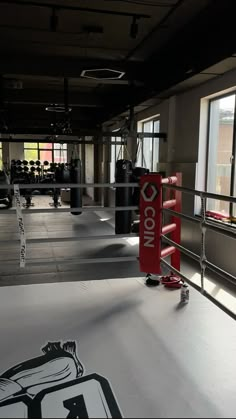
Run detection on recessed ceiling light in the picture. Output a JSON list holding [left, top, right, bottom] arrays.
[[45, 104, 72, 113], [80, 68, 125, 80]]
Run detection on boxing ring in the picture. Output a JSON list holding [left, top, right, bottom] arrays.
[[0, 278, 236, 418], [0, 174, 235, 418]]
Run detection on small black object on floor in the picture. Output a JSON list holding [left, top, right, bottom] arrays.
[[145, 274, 160, 287]]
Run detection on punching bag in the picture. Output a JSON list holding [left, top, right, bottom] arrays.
[[0, 170, 12, 209], [70, 158, 82, 215], [115, 159, 133, 234], [0, 170, 9, 200]]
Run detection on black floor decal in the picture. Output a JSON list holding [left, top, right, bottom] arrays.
[[0, 341, 122, 418]]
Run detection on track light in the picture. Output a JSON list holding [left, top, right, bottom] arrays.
[[130, 16, 138, 39], [50, 8, 58, 32]]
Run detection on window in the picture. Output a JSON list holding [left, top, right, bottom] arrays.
[[137, 117, 160, 171], [206, 93, 236, 217], [0, 142, 2, 169], [24, 143, 67, 163]]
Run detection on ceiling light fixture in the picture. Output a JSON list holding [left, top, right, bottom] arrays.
[[45, 104, 72, 112], [80, 68, 125, 80]]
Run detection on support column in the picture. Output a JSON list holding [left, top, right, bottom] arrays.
[[94, 137, 103, 204], [103, 138, 111, 207], [167, 96, 177, 164], [125, 122, 137, 163], [2, 141, 10, 169]]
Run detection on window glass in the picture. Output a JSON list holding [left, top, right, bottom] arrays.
[[54, 148, 67, 163], [24, 142, 37, 149], [138, 117, 160, 170], [24, 142, 67, 163], [39, 143, 52, 149], [143, 137, 152, 169], [136, 141, 142, 167], [207, 94, 235, 214], [116, 144, 122, 160], [54, 143, 67, 150], [110, 143, 116, 183], [153, 120, 160, 171], [40, 150, 53, 162], [24, 149, 38, 161]]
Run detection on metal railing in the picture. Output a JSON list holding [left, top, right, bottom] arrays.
[[162, 182, 236, 318]]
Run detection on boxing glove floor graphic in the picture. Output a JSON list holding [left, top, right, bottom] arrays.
[[0, 341, 122, 418]]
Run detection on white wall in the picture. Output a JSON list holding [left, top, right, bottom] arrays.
[[135, 68, 236, 277], [9, 142, 24, 161]]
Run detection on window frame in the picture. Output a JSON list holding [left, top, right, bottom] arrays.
[[138, 116, 160, 171], [24, 142, 67, 163], [206, 91, 236, 218]]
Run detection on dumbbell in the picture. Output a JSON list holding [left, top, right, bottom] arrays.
[[16, 166, 23, 173], [24, 166, 29, 172], [36, 167, 41, 173], [44, 161, 49, 166], [30, 167, 36, 173], [35, 160, 41, 166], [16, 160, 22, 166], [23, 160, 28, 166], [29, 160, 35, 166]]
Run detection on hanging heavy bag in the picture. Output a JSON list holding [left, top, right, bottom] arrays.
[[115, 159, 133, 234], [62, 165, 71, 183], [70, 158, 82, 215], [0, 170, 12, 209]]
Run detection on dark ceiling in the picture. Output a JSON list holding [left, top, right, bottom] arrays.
[[1, 0, 236, 136]]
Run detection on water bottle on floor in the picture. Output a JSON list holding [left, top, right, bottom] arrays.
[[180, 283, 189, 303]]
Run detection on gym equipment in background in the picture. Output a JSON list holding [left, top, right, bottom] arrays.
[[8, 157, 83, 212], [115, 159, 133, 234], [10, 160, 35, 208]]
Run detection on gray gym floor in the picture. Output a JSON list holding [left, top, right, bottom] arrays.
[[0, 197, 235, 418], [0, 200, 142, 284], [0, 278, 235, 418], [0, 197, 235, 317]]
